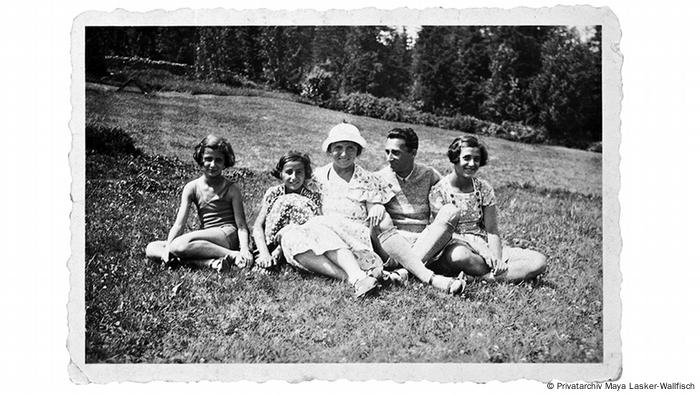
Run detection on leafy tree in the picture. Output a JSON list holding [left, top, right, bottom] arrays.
[[411, 26, 462, 113], [259, 26, 315, 92], [479, 26, 554, 123], [375, 27, 412, 99], [529, 26, 602, 146], [311, 26, 350, 76], [341, 26, 385, 95]]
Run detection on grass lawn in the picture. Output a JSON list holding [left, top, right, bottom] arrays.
[[85, 85, 602, 363]]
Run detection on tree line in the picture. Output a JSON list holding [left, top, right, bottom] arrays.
[[86, 26, 601, 148]]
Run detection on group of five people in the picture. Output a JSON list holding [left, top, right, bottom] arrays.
[[146, 123, 546, 297]]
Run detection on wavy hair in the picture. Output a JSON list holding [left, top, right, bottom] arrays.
[[271, 151, 313, 180], [193, 134, 236, 168], [447, 136, 488, 166]]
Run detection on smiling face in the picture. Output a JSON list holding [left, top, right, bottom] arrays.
[[328, 141, 359, 170], [385, 138, 416, 176], [454, 146, 482, 179], [280, 160, 306, 192], [201, 147, 226, 178]]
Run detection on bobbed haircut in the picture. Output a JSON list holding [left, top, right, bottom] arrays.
[[447, 136, 489, 166], [271, 151, 313, 180], [193, 134, 236, 168], [386, 127, 419, 152], [326, 141, 363, 157]]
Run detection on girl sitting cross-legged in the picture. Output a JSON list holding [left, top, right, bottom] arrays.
[[427, 136, 547, 283], [145, 134, 253, 272]]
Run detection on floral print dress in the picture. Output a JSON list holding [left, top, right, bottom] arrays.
[[280, 163, 394, 272], [259, 184, 322, 250], [428, 176, 496, 258]]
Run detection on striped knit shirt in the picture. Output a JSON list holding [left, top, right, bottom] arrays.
[[374, 163, 442, 233]]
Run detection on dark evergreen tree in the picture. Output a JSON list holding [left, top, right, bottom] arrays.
[[529, 26, 602, 146], [411, 26, 461, 113], [479, 26, 554, 123], [375, 27, 412, 99], [85, 27, 108, 77]]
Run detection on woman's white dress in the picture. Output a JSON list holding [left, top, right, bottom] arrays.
[[280, 163, 394, 272]]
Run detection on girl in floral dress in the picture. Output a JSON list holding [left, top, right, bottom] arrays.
[[428, 136, 547, 282], [252, 150, 378, 297], [252, 151, 322, 271]]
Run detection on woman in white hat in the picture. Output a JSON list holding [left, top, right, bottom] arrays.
[[279, 123, 466, 296]]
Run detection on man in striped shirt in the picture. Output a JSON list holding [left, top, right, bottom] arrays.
[[374, 128, 457, 270]]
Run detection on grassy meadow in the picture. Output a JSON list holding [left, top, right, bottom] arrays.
[[85, 84, 602, 363]]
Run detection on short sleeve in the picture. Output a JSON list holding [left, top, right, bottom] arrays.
[[349, 166, 395, 204], [428, 180, 449, 219], [429, 167, 442, 187], [478, 178, 496, 207], [305, 173, 324, 194], [260, 186, 283, 215]]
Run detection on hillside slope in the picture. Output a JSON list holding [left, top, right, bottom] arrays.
[[86, 87, 601, 197]]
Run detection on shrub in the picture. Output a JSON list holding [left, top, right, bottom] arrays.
[[300, 66, 337, 104], [327, 91, 552, 146], [215, 71, 260, 89], [86, 125, 143, 157], [500, 121, 548, 144]]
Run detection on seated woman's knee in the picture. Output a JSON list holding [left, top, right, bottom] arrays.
[[444, 244, 490, 275], [531, 251, 547, 274], [145, 241, 165, 259], [167, 237, 190, 256]]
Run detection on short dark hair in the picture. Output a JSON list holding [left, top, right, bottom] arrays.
[[193, 134, 236, 167], [447, 136, 489, 166], [326, 141, 363, 156], [386, 127, 419, 152], [271, 151, 313, 180]]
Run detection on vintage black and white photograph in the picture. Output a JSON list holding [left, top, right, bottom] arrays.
[[70, 7, 620, 382]]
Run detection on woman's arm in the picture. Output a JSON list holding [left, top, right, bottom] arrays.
[[252, 198, 273, 267], [482, 204, 507, 274], [231, 185, 253, 266], [163, 181, 195, 260]]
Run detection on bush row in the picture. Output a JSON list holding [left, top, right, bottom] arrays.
[[324, 92, 548, 144]]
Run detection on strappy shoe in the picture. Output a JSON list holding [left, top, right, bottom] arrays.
[[384, 268, 409, 287], [366, 264, 384, 280], [428, 273, 466, 296], [211, 255, 234, 273], [163, 253, 182, 269], [353, 276, 379, 298]]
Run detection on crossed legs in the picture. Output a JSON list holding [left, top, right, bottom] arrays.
[[432, 244, 547, 283], [145, 228, 240, 269]]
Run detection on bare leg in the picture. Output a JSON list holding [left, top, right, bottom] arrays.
[[411, 204, 459, 263], [325, 249, 367, 284], [376, 215, 432, 283], [293, 250, 348, 281], [375, 213, 464, 294], [433, 243, 490, 277], [145, 240, 167, 261], [168, 228, 240, 260], [502, 248, 547, 282]]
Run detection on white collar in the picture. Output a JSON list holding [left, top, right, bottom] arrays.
[[394, 164, 415, 182]]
